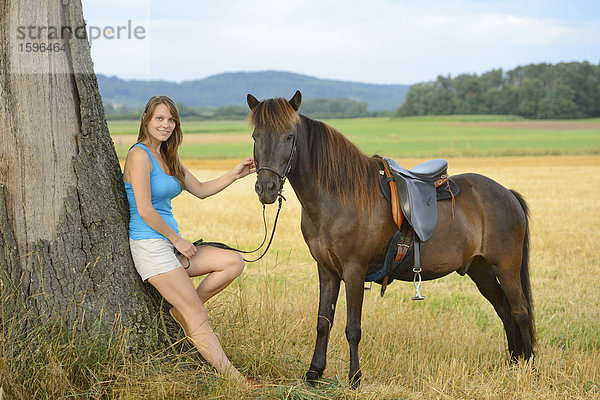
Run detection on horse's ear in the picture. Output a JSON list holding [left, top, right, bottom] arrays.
[[289, 90, 302, 111], [247, 94, 259, 110]]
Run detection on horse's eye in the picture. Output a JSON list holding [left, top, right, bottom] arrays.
[[252, 135, 256, 141], [285, 135, 293, 141]]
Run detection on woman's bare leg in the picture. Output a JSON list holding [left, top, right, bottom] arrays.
[[147, 267, 241, 378], [181, 245, 244, 303]]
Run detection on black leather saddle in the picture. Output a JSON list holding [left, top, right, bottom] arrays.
[[378, 157, 459, 242], [367, 158, 460, 290]]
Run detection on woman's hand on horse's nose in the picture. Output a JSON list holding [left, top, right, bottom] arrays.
[[233, 157, 256, 179]]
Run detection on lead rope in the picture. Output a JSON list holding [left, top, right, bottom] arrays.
[[192, 133, 296, 263], [242, 194, 285, 262], [193, 193, 285, 263]]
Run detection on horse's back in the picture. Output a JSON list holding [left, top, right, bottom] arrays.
[[450, 172, 526, 221]]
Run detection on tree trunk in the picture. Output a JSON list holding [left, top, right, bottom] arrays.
[[0, 0, 167, 350]]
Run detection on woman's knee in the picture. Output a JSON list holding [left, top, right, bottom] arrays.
[[227, 252, 244, 278]]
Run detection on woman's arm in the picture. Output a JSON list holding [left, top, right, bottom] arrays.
[[183, 157, 255, 200], [125, 149, 196, 258]]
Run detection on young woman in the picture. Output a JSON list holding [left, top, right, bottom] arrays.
[[123, 95, 255, 384]]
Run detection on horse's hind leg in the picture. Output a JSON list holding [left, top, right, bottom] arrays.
[[493, 259, 535, 361], [467, 257, 521, 357], [305, 264, 341, 385]]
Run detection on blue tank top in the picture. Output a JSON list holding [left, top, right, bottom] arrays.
[[124, 143, 183, 240]]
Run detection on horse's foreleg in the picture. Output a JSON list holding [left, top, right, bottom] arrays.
[[305, 264, 341, 385], [343, 265, 366, 389]]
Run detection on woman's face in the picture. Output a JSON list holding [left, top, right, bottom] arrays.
[[145, 103, 176, 144]]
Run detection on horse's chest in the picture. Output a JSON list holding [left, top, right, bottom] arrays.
[[300, 218, 331, 258], [299, 211, 366, 272]]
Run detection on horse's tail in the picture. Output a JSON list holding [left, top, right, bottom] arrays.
[[510, 189, 536, 346]]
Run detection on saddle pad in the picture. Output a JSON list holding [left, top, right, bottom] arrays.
[[365, 226, 415, 284]]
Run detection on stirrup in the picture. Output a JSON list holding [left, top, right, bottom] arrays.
[[411, 240, 425, 300], [411, 267, 425, 300]]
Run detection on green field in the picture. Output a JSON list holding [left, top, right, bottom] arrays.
[[109, 116, 600, 160]]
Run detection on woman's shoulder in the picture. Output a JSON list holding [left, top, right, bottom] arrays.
[[125, 146, 152, 169], [127, 144, 149, 158]]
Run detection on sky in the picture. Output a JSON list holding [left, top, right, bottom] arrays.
[[82, 0, 600, 85]]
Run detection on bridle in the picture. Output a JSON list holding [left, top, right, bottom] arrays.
[[192, 131, 297, 263], [255, 131, 298, 190]]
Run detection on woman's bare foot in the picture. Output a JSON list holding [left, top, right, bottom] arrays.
[[170, 306, 260, 388], [242, 376, 262, 389]]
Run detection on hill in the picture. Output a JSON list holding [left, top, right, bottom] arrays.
[[97, 71, 410, 112]]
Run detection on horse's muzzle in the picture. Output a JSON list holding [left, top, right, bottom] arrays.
[[255, 176, 280, 204]]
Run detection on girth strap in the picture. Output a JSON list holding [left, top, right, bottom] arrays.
[[380, 224, 413, 297]]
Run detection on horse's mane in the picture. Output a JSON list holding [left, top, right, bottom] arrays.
[[301, 115, 381, 208], [248, 97, 381, 208]]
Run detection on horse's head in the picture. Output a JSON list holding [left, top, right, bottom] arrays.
[[247, 90, 302, 204]]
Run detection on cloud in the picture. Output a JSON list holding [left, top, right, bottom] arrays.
[[85, 0, 599, 83], [458, 14, 565, 44]]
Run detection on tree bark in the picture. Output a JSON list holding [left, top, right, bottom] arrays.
[[0, 0, 167, 350]]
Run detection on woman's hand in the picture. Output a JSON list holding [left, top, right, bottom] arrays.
[[173, 236, 197, 259], [231, 157, 256, 180]]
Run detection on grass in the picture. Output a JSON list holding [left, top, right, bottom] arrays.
[[3, 154, 599, 399], [108, 116, 600, 159]]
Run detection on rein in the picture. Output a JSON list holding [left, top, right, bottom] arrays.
[[194, 132, 297, 263], [193, 196, 284, 262]]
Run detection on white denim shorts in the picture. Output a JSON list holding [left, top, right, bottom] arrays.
[[129, 238, 183, 281]]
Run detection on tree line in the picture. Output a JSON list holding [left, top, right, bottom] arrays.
[[395, 62, 600, 119]]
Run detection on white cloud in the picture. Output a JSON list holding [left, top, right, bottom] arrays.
[[85, 0, 600, 84], [459, 14, 565, 44]]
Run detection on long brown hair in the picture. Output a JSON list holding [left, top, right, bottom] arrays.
[[136, 95, 186, 190]]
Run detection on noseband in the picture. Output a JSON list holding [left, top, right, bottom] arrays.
[[255, 131, 298, 190]]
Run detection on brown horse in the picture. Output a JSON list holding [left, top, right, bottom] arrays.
[[247, 91, 535, 388]]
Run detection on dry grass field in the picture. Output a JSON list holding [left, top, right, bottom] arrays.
[[2, 155, 598, 399], [158, 155, 599, 399]]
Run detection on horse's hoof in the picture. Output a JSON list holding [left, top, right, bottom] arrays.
[[348, 370, 362, 390], [509, 350, 535, 365], [304, 370, 322, 386]]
